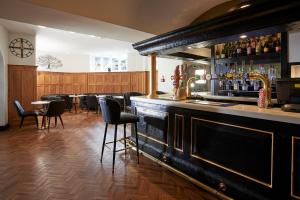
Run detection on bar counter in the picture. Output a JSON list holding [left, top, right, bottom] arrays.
[[130, 96, 300, 200], [131, 96, 300, 124]]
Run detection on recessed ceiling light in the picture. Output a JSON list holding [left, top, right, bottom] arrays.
[[187, 46, 193, 49], [240, 4, 251, 9], [240, 34, 247, 39], [37, 25, 47, 29]]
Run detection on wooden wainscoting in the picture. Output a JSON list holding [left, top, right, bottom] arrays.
[[8, 65, 37, 125], [37, 71, 149, 99]]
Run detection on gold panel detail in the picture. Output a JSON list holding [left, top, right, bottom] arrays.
[[133, 148, 233, 200], [291, 136, 300, 199], [190, 117, 274, 188], [174, 114, 184, 152], [138, 132, 168, 146], [135, 106, 169, 146]]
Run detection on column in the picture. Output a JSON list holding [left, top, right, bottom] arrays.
[[147, 53, 158, 99]]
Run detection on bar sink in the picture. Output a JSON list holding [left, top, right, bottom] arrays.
[[186, 100, 236, 107]]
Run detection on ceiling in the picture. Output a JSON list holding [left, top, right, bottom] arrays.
[[0, 18, 136, 56], [0, 0, 154, 43], [0, 0, 229, 42], [0, 0, 230, 58]]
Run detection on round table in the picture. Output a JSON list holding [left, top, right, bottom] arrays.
[[31, 101, 50, 129], [69, 95, 87, 113], [31, 101, 50, 105]]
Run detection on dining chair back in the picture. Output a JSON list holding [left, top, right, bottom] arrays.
[[14, 100, 25, 116], [14, 100, 39, 128], [99, 98, 121, 124], [60, 95, 73, 111], [86, 95, 99, 113], [123, 92, 143, 112], [42, 100, 65, 130]]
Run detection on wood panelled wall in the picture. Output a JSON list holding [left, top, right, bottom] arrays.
[[37, 71, 149, 99], [8, 65, 37, 124]]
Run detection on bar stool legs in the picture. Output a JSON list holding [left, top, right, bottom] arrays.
[[100, 122, 139, 173], [100, 123, 108, 162], [135, 122, 139, 164], [124, 124, 127, 155], [112, 124, 118, 173]]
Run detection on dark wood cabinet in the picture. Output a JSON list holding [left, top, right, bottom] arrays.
[[131, 100, 300, 200]]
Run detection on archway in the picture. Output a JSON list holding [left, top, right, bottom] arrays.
[[0, 50, 7, 127]]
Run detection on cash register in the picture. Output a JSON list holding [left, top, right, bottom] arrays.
[[277, 78, 300, 112]]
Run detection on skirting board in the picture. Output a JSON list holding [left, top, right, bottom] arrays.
[[0, 124, 10, 131]]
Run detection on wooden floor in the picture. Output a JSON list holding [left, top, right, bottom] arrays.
[[0, 112, 218, 200]]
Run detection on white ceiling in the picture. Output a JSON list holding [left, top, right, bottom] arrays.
[[0, 0, 230, 57], [21, 0, 230, 35], [0, 18, 137, 57], [0, 0, 229, 42], [0, 0, 154, 43]]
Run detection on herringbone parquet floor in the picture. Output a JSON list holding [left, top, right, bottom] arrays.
[[0, 112, 218, 200]]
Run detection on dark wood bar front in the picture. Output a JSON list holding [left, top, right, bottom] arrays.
[[130, 96, 300, 200]]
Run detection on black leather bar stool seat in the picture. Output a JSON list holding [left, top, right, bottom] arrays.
[[99, 97, 139, 173]]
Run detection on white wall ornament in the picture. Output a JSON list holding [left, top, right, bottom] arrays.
[[37, 55, 63, 70]]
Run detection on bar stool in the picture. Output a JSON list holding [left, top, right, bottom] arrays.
[[99, 97, 139, 173]]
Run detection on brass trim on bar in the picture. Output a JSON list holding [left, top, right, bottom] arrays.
[[138, 132, 168, 146], [174, 114, 184, 152], [135, 148, 233, 200], [135, 106, 169, 146], [190, 117, 274, 188], [291, 136, 300, 199]]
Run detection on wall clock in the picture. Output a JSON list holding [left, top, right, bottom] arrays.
[[9, 38, 34, 58]]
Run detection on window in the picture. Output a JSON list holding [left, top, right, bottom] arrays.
[[195, 69, 207, 84], [90, 56, 127, 72]]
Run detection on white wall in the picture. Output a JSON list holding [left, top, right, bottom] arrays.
[[8, 33, 36, 66], [37, 51, 90, 72], [0, 25, 8, 126], [37, 51, 149, 72], [156, 57, 183, 93], [127, 52, 148, 71], [289, 31, 300, 62]]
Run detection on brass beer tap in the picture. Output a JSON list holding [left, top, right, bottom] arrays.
[[249, 72, 272, 107], [186, 77, 195, 98]]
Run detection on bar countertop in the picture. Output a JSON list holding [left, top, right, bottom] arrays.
[[131, 96, 300, 125]]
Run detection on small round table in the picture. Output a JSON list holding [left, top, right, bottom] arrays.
[[31, 101, 50, 105], [69, 95, 87, 113], [31, 101, 50, 129]]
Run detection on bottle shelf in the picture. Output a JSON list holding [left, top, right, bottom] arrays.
[[215, 52, 281, 64]]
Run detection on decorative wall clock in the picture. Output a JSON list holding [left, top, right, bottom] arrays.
[[9, 38, 34, 58]]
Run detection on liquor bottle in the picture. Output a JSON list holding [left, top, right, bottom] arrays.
[[228, 43, 232, 59], [275, 35, 281, 53], [241, 39, 247, 56], [270, 35, 277, 53], [242, 80, 249, 91], [215, 45, 220, 59], [247, 39, 252, 55], [232, 42, 237, 57], [263, 36, 269, 53], [254, 81, 260, 91], [236, 41, 242, 57], [256, 37, 261, 55], [221, 44, 226, 58], [250, 38, 256, 54], [263, 42, 269, 53]]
